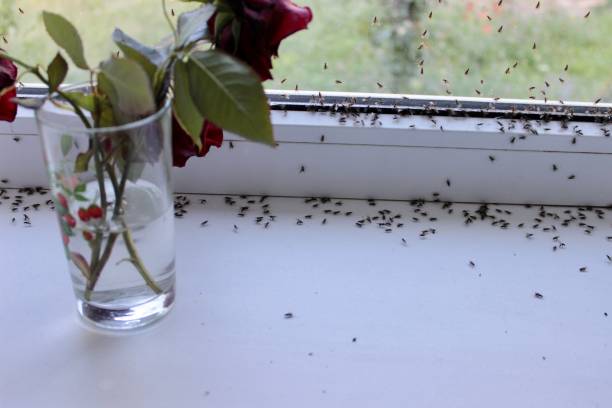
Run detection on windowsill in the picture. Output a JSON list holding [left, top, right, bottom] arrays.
[[1, 192, 611, 407], [2, 92, 612, 207]]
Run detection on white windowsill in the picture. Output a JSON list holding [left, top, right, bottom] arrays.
[[1, 192, 611, 407], [1, 90, 611, 206]]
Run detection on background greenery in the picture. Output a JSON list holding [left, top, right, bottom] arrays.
[[1, 0, 610, 103]]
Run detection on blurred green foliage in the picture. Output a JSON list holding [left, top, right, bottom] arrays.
[[1, 0, 609, 102]]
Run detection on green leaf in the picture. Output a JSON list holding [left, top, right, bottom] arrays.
[[74, 183, 86, 193], [173, 60, 203, 148], [47, 53, 68, 92], [112, 28, 164, 79], [99, 58, 155, 124], [74, 151, 93, 173], [63, 92, 95, 111], [42, 11, 89, 70], [185, 50, 274, 145], [74, 193, 89, 202], [60, 134, 73, 156], [177, 5, 215, 47]]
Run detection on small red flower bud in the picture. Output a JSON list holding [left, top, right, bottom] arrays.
[[64, 214, 76, 228], [88, 205, 103, 219], [78, 208, 90, 222], [57, 193, 68, 209], [82, 231, 93, 241]]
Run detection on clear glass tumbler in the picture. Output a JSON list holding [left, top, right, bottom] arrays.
[[35, 85, 175, 331]]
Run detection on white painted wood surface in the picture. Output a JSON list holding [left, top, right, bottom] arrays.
[[1, 192, 611, 407]]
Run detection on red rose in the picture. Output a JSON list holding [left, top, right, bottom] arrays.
[[78, 208, 90, 222], [171, 0, 311, 166], [87, 205, 103, 219], [172, 116, 224, 167], [0, 51, 17, 123], [64, 214, 77, 229], [208, 0, 313, 81]]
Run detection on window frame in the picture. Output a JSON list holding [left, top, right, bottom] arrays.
[[1, 86, 611, 207]]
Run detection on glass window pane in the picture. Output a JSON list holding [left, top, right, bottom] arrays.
[[271, 0, 611, 103], [0, 0, 195, 83], [2, 0, 610, 103]]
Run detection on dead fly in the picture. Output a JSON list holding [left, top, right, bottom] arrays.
[[320, 135, 325, 142], [296, 219, 303, 225], [584, 11, 591, 18], [568, 175, 576, 180], [579, 267, 587, 273], [229, 141, 234, 149], [552, 164, 558, 171], [284, 312, 294, 319], [299, 165, 305, 173], [469, 261, 476, 268], [280, 78, 287, 84], [322, 218, 327, 225], [12, 137, 20, 142], [488, 155, 496, 162], [18, 8, 24, 14], [401, 238, 407, 246], [428, 11, 433, 19], [534, 292, 544, 299], [171, 8, 175, 16], [526, 233, 534, 239], [377, 82, 384, 89], [233, 225, 239, 233], [606, 255, 611, 262], [464, 68, 470, 75], [323, 62, 328, 70], [532, 42, 537, 50], [536, 1, 540, 9], [497, 25, 503, 33]]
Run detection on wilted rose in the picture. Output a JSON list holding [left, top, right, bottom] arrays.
[[0, 52, 18, 123], [208, 0, 313, 81], [172, 117, 224, 167], [171, 0, 312, 166]]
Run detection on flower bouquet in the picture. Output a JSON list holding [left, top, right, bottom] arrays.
[[0, 0, 312, 330]]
